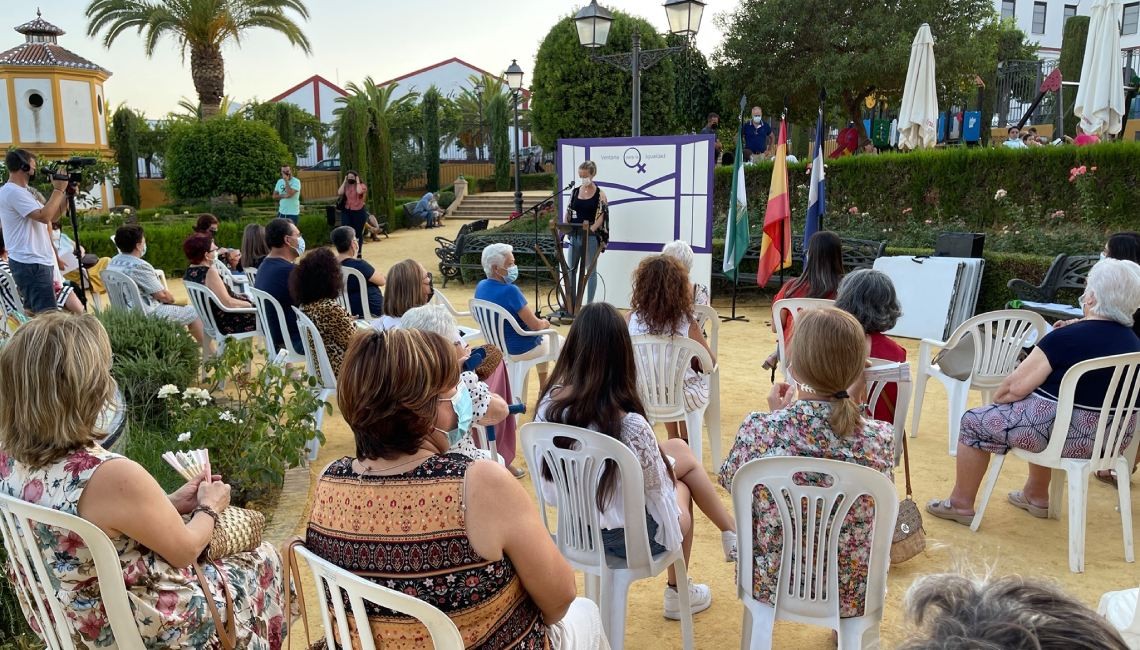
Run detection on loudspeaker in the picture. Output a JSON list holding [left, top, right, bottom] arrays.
[[935, 232, 985, 258]]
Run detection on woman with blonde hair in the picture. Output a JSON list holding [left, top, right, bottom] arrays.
[[371, 258, 431, 331], [565, 160, 608, 303], [0, 313, 288, 648], [719, 307, 895, 619]]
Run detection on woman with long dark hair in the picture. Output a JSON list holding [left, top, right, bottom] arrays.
[[536, 302, 736, 621], [764, 230, 845, 371]]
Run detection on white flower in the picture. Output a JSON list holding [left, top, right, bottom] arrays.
[[157, 384, 180, 399], [177, 432, 191, 442], [219, 410, 236, 423], [182, 387, 211, 404], [994, 189, 1007, 201]]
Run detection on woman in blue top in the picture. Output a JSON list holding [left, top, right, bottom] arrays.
[[474, 242, 558, 389], [928, 258, 1140, 525]]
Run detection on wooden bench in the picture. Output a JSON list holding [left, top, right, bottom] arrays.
[[1007, 253, 1098, 320], [434, 220, 489, 285], [711, 235, 887, 287], [442, 232, 561, 287]]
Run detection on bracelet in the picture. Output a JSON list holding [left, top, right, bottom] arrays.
[[190, 506, 219, 525]]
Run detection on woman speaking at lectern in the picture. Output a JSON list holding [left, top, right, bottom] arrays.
[[564, 161, 608, 304]]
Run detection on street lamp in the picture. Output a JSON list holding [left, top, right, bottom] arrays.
[[505, 59, 525, 215], [573, 0, 702, 136], [474, 80, 485, 161]]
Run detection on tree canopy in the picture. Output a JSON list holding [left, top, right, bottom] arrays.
[[245, 101, 328, 159], [165, 117, 289, 205]]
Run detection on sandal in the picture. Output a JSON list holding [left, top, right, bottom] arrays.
[[1007, 490, 1048, 518], [925, 498, 975, 525]]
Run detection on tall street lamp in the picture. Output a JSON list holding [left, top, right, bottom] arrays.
[[474, 80, 485, 161], [573, 0, 705, 136], [505, 59, 525, 215]]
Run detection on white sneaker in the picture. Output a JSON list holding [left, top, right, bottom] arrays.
[[721, 531, 737, 562], [663, 578, 712, 620]]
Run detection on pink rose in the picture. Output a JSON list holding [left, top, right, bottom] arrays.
[[847, 206, 859, 215], [156, 590, 179, 616], [21, 479, 44, 503], [77, 611, 107, 640], [0, 451, 10, 479]]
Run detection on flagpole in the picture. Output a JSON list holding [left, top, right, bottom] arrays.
[[778, 99, 788, 291], [723, 93, 749, 323]]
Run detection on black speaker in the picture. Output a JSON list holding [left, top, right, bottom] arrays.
[[935, 232, 985, 258], [325, 204, 337, 227]]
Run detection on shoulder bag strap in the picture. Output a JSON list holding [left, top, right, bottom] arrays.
[[194, 560, 237, 650], [282, 537, 314, 650], [878, 396, 914, 499]]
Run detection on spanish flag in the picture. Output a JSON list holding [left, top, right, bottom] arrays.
[[757, 118, 792, 286]]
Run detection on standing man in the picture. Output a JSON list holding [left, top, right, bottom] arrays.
[[699, 112, 723, 158], [272, 165, 302, 223], [742, 107, 772, 160], [0, 149, 69, 314]]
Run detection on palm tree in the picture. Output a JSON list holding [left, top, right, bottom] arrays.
[[339, 77, 419, 121], [85, 0, 312, 117]]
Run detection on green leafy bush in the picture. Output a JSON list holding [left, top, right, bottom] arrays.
[[473, 173, 556, 194], [165, 117, 291, 206], [437, 191, 456, 209], [0, 548, 33, 646]]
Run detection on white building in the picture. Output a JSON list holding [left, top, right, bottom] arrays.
[[996, 0, 1140, 58], [267, 74, 347, 167]]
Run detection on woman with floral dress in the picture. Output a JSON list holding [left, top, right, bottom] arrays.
[[0, 313, 287, 649], [719, 307, 894, 618]]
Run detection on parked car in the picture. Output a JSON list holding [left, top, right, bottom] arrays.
[[306, 158, 340, 172]]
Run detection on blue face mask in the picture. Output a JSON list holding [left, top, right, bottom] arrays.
[[438, 384, 474, 447], [293, 235, 306, 255], [504, 265, 519, 284]]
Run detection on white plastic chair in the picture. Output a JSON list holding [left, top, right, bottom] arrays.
[[1098, 584, 1140, 649], [291, 544, 464, 650], [864, 358, 913, 466], [970, 351, 1140, 573], [243, 266, 259, 287], [519, 421, 694, 650], [692, 304, 723, 468], [630, 334, 715, 466], [185, 282, 258, 360], [469, 299, 560, 399], [338, 266, 375, 320], [0, 492, 147, 650], [100, 268, 147, 314], [772, 298, 834, 383], [729, 456, 898, 650], [910, 310, 1047, 456], [249, 288, 305, 367], [0, 264, 26, 316], [432, 290, 481, 343], [293, 307, 337, 461]]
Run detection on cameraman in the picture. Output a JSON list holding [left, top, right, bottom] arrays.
[[0, 149, 69, 314]]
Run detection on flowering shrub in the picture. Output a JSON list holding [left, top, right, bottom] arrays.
[[158, 339, 329, 504]]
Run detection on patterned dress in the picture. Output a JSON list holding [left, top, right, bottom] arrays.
[[718, 401, 894, 618], [306, 454, 547, 649], [0, 445, 288, 649], [183, 265, 257, 335]]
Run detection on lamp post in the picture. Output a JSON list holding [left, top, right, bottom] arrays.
[[505, 59, 525, 215], [573, 0, 704, 136], [474, 80, 485, 161]]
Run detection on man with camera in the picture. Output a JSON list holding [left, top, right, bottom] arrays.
[[0, 149, 70, 314]]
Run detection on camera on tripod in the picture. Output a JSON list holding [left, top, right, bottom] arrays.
[[40, 156, 98, 185]]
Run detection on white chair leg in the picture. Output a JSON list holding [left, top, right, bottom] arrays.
[[598, 567, 616, 646], [971, 454, 1007, 532], [839, 616, 878, 650], [584, 572, 601, 605], [1067, 467, 1089, 573], [909, 370, 929, 439], [1116, 455, 1136, 563], [740, 603, 753, 650], [685, 410, 705, 467], [946, 381, 971, 457], [746, 601, 775, 650], [672, 559, 694, 650], [608, 572, 635, 650], [708, 372, 722, 468], [1048, 468, 1065, 520]]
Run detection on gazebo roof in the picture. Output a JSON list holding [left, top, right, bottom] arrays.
[[0, 10, 109, 74]]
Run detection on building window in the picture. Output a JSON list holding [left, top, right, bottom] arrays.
[[1124, 2, 1139, 35], [1064, 4, 1077, 23], [1032, 1, 1048, 33], [1002, 0, 1017, 19]]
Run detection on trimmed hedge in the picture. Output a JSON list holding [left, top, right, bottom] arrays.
[[473, 173, 557, 194]]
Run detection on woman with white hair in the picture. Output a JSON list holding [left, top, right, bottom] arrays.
[[474, 242, 556, 388], [928, 258, 1140, 525], [661, 239, 710, 306]]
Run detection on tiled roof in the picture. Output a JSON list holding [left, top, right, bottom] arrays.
[[0, 42, 108, 73], [15, 16, 65, 37]]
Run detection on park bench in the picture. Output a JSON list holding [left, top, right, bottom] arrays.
[[711, 234, 887, 287], [434, 219, 489, 285], [439, 231, 560, 287], [1007, 253, 1098, 321]]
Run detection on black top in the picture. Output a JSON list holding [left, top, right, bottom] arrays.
[[341, 257, 383, 318], [568, 187, 600, 225], [1034, 319, 1140, 409]]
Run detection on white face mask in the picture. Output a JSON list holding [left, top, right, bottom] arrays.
[[753, 115, 763, 123], [579, 176, 592, 187]]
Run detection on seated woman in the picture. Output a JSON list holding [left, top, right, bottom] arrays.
[[537, 302, 737, 620], [402, 303, 511, 460], [662, 239, 710, 307], [370, 258, 430, 331], [182, 233, 256, 335], [1056, 232, 1140, 338], [306, 328, 606, 649], [764, 230, 845, 371], [834, 268, 905, 422], [928, 258, 1140, 524], [291, 247, 359, 376], [627, 255, 716, 443], [240, 223, 269, 271], [331, 225, 384, 319], [719, 307, 895, 620], [474, 243, 556, 386], [0, 313, 287, 648]]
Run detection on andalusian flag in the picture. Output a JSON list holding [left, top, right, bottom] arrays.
[[757, 118, 792, 286], [722, 125, 749, 281]]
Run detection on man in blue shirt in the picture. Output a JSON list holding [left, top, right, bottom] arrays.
[[742, 106, 772, 159], [412, 191, 441, 228], [254, 218, 304, 352]]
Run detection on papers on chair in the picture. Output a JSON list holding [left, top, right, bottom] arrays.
[[1018, 301, 1083, 319]]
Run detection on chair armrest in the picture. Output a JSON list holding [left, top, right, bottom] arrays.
[[213, 300, 256, 315], [916, 337, 947, 371], [1006, 278, 1049, 303]]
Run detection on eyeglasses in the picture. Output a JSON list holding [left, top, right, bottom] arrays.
[[423, 272, 434, 283], [208, 228, 218, 235]]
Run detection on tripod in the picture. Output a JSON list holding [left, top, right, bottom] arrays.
[[63, 182, 93, 309]]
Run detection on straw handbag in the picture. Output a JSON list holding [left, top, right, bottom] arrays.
[[891, 433, 926, 564], [191, 506, 267, 650]]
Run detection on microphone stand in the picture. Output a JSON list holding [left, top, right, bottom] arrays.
[[524, 181, 574, 317]]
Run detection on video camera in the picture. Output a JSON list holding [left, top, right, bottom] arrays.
[[40, 156, 99, 184]]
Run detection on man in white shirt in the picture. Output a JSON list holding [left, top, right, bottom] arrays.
[[0, 149, 69, 314]]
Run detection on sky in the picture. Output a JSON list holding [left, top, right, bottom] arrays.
[[14, 0, 728, 118]]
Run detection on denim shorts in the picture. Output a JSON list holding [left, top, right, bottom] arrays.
[[602, 510, 667, 558], [8, 259, 57, 314]]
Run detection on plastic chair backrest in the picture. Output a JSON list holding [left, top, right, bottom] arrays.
[[338, 266, 371, 319], [100, 268, 145, 313], [943, 310, 1047, 388], [730, 456, 897, 623], [432, 290, 468, 317], [184, 282, 221, 340], [519, 421, 658, 571], [630, 334, 713, 423], [692, 304, 719, 356], [1047, 351, 1140, 470], [0, 264, 25, 315], [0, 492, 146, 650], [244, 267, 259, 287], [291, 545, 464, 650], [250, 288, 304, 358], [772, 298, 834, 366], [292, 307, 338, 390], [469, 299, 528, 359]]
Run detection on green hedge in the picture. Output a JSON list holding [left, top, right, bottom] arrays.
[[473, 173, 557, 194]]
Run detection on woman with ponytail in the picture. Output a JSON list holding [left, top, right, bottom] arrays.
[[719, 307, 894, 619]]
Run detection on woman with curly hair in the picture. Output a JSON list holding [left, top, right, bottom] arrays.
[[627, 254, 715, 442], [290, 247, 359, 376]]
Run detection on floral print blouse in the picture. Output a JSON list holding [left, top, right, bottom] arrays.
[[718, 400, 894, 618]]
